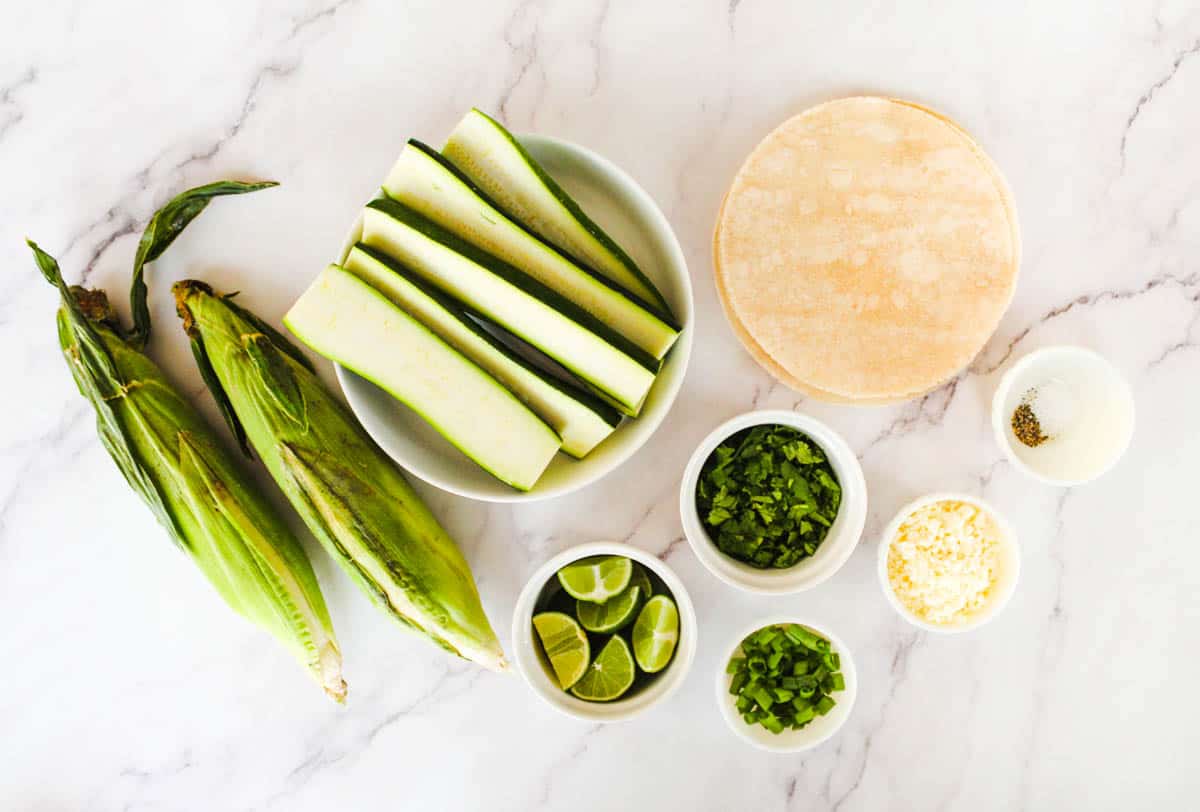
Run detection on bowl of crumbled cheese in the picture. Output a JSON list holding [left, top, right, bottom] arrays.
[[878, 494, 1020, 633]]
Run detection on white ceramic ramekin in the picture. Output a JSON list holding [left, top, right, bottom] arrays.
[[679, 410, 867, 594], [511, 541, 697, 722], [991, 345, 1135, 486], [715, 616, 858, 752], [877, 492, 1020, 633]]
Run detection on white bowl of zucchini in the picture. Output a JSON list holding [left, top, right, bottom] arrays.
[[312, 110, 692, 502]]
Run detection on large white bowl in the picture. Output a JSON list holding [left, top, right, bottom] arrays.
[[877, 492, 1020, 633], [511, 542, 697, 723], [716, 616, 858, 752], [335, 134, 694, 502], [680, 410, 867, 594]]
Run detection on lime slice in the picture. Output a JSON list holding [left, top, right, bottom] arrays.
[[632, 595, 679, 673], [629, 563, 654, 600], [556, 555, 633, 603], [532, 611, 590, 690], [577, 586, 642, 633], [570, 635, 636, 702]]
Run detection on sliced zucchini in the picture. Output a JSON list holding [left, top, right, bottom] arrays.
[[361, 198, 658, 416], [442, 108, 672, 315], [383, 140, 679, 360], [284, 265, 560, 491], [344, 244, 620, 458]]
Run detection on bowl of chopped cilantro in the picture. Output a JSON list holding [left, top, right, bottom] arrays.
[[680, 410, 866, 594], [716, 616, 857, 752]]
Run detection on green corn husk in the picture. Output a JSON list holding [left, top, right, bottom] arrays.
[[28, 182, 346, 701], [173, 280, 508, 671]]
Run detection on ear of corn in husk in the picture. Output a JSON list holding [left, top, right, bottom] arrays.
[[174, 280, 507, 671], [28, 181, 346, 701]]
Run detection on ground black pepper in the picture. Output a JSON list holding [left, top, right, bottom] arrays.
[[1011, 397, 1050, 447]]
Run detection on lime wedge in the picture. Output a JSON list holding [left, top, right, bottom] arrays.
[[632, 595, 679, 673], [570, 635, 636, 702], [629, 563, 654, 601], [556, 556, 633, 603], [577, 586, 642, 633], [532, 611, 590, 690]]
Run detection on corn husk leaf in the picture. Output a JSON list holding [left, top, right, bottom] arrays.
[[129, 180, 278, 349]]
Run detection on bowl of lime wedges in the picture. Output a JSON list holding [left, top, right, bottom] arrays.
[[512, 541, 697, 722]]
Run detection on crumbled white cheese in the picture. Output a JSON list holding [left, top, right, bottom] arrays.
[[886, 500, 1002, 625]]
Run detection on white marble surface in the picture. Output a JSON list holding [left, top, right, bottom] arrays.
[[3, 2, 1198, 809]]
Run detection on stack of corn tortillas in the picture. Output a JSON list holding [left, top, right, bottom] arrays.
[[713, 97, 1020, 404]]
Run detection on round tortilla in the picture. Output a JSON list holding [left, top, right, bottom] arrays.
[[714, 97, 1020, 403]]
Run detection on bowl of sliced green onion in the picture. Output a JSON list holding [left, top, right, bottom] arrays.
[[716, 616, 857, 752]]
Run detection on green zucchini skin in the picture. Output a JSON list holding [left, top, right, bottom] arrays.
[[442, 108, 674, 317], [345, 244, 621, 458], [385, 139, 680, 358], [366, 198, 660, 372], [284, 265, 562, 491], [351, 244, 620, 424], [362, 197, 659, 416]]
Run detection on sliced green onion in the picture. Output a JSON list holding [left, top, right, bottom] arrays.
[[726, 623, 846, 734]]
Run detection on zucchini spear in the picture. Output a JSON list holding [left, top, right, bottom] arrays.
[[174, 280, 508, 672], [29, 181, 346, 701]]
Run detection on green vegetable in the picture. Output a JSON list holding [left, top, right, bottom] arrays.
[[442, 108, 673, 315], [361, 198, 659, 417], [174, 280, 507, 671], [284, 264, 561, 490], [27, 181, 346, 701], [382, 140, 680, 358], [727, 623, 844, 733], [342, 245, 620, 459], [695, 424, 841, 569]]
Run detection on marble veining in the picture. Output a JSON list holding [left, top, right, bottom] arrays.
[[2, 1, 1198, 810]]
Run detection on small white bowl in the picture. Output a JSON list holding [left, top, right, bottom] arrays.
[[679, 410, 867, 594], [716, 616, 858, 752], [335, 134, 694, 502], [877, 493, 1020, 633], [511, 541, 697, 723], [991, 345, 1135, 486]]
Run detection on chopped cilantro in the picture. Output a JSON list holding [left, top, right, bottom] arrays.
[[695, 424, 841, 569]]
